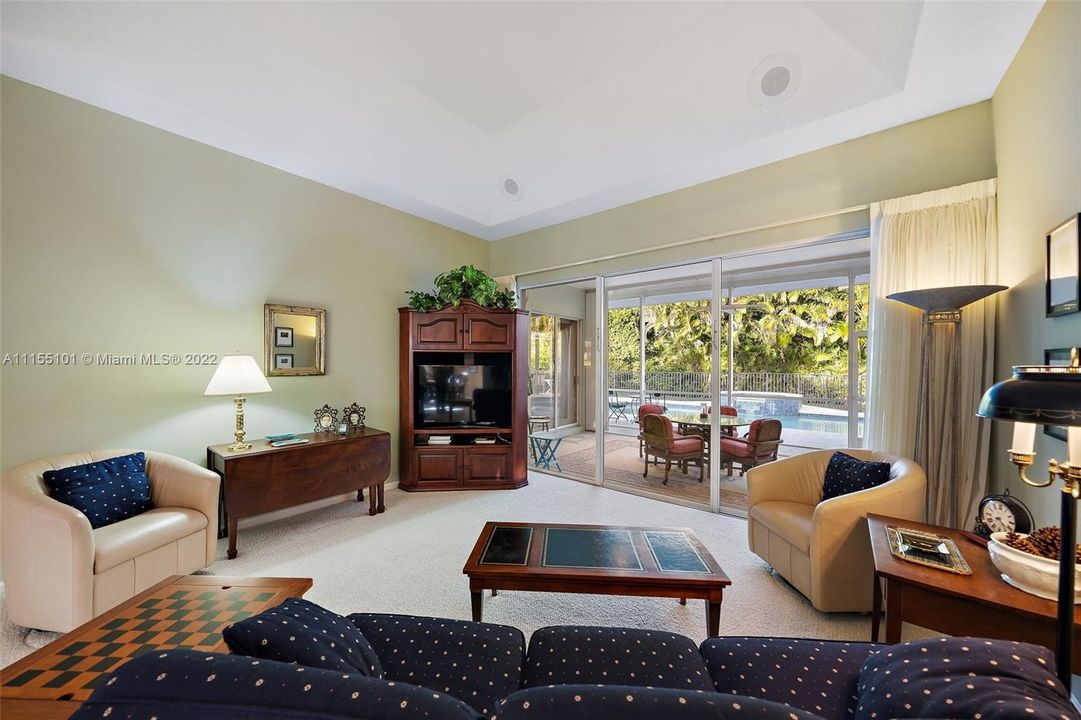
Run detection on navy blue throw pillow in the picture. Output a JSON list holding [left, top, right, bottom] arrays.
[[42, 452, 153, 529], [224, 598, 384, 678], [856, 637, 1078, 720], [821, 452, 891, 501]]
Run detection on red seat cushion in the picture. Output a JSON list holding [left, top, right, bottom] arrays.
[[719, 437, 754, 458], [668, 437, 704, 455], [638, 404, 666, 422]]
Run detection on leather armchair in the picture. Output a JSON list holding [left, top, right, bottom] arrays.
[[746, 449, 925, 613], [2, 450, 220, 632]]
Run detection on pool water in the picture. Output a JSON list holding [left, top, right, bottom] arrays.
[[663, 401, 854, 436]]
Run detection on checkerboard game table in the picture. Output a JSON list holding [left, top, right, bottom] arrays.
[[463, 522, 731, 637], [1, 574, 312, 719]]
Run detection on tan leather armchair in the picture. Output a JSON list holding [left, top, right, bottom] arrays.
[[2, 450, 220, 632], [746, 449, 925, 613]]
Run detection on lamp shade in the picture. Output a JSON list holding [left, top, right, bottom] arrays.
[[887, 284, 1007, 313], [204, 355, 272, 396], [976, 365, 1081, 426]]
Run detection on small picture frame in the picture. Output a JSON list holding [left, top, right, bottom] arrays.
[[1043, 347, 1078, 441], [1046, 213, 1079, 317], [274, 353, 294, 370], [275, 326, 294, 347], [343, 402, 366, 432]]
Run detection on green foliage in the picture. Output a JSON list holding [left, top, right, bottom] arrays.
[[605, 285, 868, 376], [406, 265, 517, 311]]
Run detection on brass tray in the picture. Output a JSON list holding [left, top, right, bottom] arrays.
[[886, 525, 972, 575]]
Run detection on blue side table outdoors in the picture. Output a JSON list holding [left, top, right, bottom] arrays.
[[528, 431, 563, 471]]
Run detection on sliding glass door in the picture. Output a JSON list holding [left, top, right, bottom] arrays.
[[520, 282, 597, 484], [518, 232, 870, 515]]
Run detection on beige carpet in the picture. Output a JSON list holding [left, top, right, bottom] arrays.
[[0, 472, 933, 666]]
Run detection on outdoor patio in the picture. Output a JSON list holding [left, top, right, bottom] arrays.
[[538, 427, 810, 513]]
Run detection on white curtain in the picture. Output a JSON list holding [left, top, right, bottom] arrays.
[[865, 179, 998, 527]]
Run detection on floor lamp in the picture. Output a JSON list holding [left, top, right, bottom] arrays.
[[977, 349, 1081, 689], [886, 284, 1007, 525]]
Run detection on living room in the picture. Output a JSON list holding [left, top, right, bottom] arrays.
[[2, 1, 1081, 719]]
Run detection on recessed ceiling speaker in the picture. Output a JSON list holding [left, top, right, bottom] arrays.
[[501, 175, 523, 201], [748, 52, 802, 106]]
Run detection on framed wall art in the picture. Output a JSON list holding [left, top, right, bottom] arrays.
[[1046, 213, 1079, 317], [1042, 347, 1078, 441]]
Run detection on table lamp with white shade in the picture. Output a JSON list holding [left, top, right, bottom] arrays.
[[204, 354, 272, 451], [977, 348, 1081, 688]]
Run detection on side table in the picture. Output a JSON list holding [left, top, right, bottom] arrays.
[[867, 513, 1081, 669]]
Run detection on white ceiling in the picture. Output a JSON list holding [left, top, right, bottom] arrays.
[[1, 1, 1042, 241]]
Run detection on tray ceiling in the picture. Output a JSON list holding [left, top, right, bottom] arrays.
[[1, 1, 1042, 240]]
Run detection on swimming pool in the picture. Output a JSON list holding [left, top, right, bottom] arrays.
[[662, 400, 854, 435]]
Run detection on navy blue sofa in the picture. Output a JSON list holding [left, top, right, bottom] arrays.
[[71, 612, 1079, 720]]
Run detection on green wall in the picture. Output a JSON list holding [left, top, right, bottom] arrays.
[[989, 0, 1081, 524], [491, 102, 997, 282], [0, 77, 490, 474]]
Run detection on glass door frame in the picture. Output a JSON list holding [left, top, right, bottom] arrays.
[[527, 310, 582, 431], [517, 230, 870, 513]]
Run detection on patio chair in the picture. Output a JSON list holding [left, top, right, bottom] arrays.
[[607, 390, 629, 422], [636, 403, 666, 458], [718, 419, 782, 476], [717, 405, 738, 437], [641, 414, 705, 485]]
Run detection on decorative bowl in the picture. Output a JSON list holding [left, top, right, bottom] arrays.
[[987, 532, 1081, 603]]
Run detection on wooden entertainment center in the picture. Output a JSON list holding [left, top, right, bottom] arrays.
[[398, 300, 528, 491]]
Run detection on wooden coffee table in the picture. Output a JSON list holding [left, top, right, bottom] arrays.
[[1, 574, 312, 719], [463, 522, 731, 636], [868, 513, 1081, 668]]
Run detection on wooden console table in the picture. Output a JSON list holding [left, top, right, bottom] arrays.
[[208, 428, 391, 559], [868, 513, 1081, 669]]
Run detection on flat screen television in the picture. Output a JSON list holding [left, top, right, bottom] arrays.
[[415, 363, 512, 428]]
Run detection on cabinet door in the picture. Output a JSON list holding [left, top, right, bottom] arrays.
[[413, 448, 462, 487], [412, 313, 463, 350], [463, 446, 513, 485], [463, 314, 515, 351]]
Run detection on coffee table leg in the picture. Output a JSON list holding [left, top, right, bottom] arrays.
[[679, 598, 686, 605], [357, 488, 364, 502], [376, 483, 386, 513], [871, 573, 882, 642], [471, 590, 483, 622], [368, 488, 378, 516], [706, 597, 721, 637], [491, 589, 498, 597]]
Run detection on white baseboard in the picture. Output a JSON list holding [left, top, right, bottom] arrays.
[[236, 479, 400, 530]]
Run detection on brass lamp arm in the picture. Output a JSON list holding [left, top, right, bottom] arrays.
[[1009, 450, 1081, 495]]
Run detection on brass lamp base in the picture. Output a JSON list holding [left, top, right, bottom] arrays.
[[227, 395, 251, 451]]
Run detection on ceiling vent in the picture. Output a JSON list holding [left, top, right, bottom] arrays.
[[501, 176, 523, 201], [748, 52, 802, 106]]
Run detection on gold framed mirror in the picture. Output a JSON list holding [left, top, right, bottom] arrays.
[[264, 303, 326, 376]]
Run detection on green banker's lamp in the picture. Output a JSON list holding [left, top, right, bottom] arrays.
[[977, 348, 1081, 688]]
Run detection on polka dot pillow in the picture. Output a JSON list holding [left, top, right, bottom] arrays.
[[821, 452, 891, 501], [223, 598, 384, 678], [70, 649, 480, 720], [42, 452, 153, 529], [855, 637, 1078, 720]]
